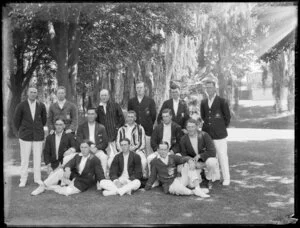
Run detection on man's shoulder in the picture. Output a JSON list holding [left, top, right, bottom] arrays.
[[171, 121, 181, 129]]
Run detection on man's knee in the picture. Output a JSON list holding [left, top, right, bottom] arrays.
[[205, 157, 218, 169]]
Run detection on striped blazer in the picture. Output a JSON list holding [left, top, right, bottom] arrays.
[[96, 100, 125, 142], [116, 123, 146, 152]]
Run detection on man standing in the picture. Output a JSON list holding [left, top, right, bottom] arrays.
[[76, 107, 109, 178], [180, 118, 220, 189], [145, 142, 210, 198], [96, 89, 125, 165], [128, 81, 156, 158], [14, 86, 47, 187], [47, 86, 78, 134], [200, 78, 231, 186], [115, 110, 148, 178], [31, 140, 105, 196], [98, 138, 142, 196], [157, 84, 189, 131]]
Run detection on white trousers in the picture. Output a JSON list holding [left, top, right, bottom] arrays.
[[94, 150, 108, 178], [145, 136, 153, 158], [43, 168, 81, 196], [106, 141, 117, 169], [195, 157, 220, 182], [19, 139, 43, 184], [169, 163, 199, 195], [99, 179, 141, 196], [213, 138, 230, 182]]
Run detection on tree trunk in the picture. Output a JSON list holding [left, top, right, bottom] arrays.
[[7, 89, 22, 138]]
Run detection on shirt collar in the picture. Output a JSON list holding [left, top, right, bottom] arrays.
[[55, 131, 63, 137], [58, 99, 66, 104], [163, 122, 172, 127], [158, 154, 169, 162], [208, 93, 217, 102], [99, 101, 107, 106], [28, 99, 37, 105]]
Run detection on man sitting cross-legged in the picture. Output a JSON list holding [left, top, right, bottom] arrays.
[[144, 141, 210, 198], [98, 138, 142, 196], [179, 118, 220, 189], [31, 140, 105, 196]]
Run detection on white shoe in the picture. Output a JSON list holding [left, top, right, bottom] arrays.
[[152, 180, 160, 188], [193, 188, 210, 198], [19, 181, 26, 187], [201, 188, 210, 194], [31, 186, 45, 196], [222, 180, 230, 186], [103, 190, 117, 196]]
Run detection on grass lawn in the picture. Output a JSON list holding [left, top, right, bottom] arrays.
[[4, 100, 296, 225]]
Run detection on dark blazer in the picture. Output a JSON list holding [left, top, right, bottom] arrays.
[[109, 151, 142, 181], [13, 100, 47, 141], [64, 154, 105, 192], [151, 122, 183, 154], [76, 121, 109, 153], [200, 95, 231, 139], [157, 99, 190, 129], [128, 96, 156, 136], [180, 131, 216, 162], [145, 155, 191, 193], [43, 132, 77, 170], [96, 100, 125, 142]]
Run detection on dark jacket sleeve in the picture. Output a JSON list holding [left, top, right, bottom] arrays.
[[179, 136, 188, 156], [173, 154, 191, 165], [157, 101, 167, 125], [129, 154, 142, 181], [13, 103, 22, 132], [200, 100, 206, 121], [94, 157, 105, 182], [41, 103, 47, 126], [47, 105, 55, 131], [75, 124, 84, 151], [109, 155, 120, 181], [171, 124, 183, 154], [64, 154, 77, 169], [145, 160, 157, 190], [43, 136, 51, 165], [150, 99, 157, 124], [97, 126, 109, 151], [69, 103, 78, 132], [221, 98, 231, 127], [200, 132, 216, 162], [150, 127, 159, 152], [116, 104, 125, 128]]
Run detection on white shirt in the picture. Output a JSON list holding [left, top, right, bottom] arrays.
[[137, 96, 144, 103], [99, 102, 107, 114], [28, 99, 37, 121], [88, 122, 96, 143], [78, 154, 90, 175], [55, 132, 63, 159], [162, 123, 172, 148], [158, 154, 169, 165], [125, 125, 134, 141], [208, 93, 217, 109], [57, 99, 66, 109], [173, 99, 179, 116], [119, 152, 130, 180], [189, 135, 199, 155]]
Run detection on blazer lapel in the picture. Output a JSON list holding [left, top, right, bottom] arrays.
[[81, 155, 91, 175], [58, 132, 66, 158], [211, 96, 219, 110], [51, 134, 57, 158], [128, 152, 134, 173], [33, 101, 39, 121], [119, 153, 124, 173], [94, 123, 99, 142], [187, 136, 196, 157], [83, 122, 90, 139], [25, 101, 34, 122]]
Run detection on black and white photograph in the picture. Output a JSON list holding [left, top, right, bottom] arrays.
[[3, 2, 297, 225]]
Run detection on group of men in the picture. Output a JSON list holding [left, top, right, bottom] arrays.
[[13, 79, 231, 198]]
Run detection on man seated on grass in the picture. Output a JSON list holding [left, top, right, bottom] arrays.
[[31, 140, 105, 196], [144, 141, 210, 198], [98, 138, 142, 196], [180, 118, 220, 189]]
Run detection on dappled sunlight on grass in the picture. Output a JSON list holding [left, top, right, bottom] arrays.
[[182, 212, 193, 217]]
